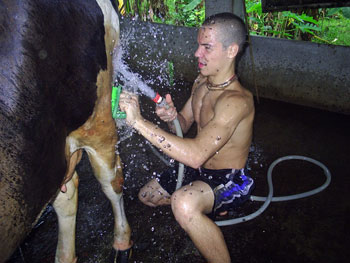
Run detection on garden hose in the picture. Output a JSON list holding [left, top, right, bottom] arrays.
[[215, 155, 331, 226]]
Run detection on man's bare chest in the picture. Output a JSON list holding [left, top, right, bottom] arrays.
[[192, 86, 215, 128]]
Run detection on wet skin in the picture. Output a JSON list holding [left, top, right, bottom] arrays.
[[118, 21, 255, 263]]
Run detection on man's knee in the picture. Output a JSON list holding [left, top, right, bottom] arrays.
[[171, 190, 198, 227]]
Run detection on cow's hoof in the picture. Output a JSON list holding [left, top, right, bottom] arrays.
[[110, 246, 132, 263]]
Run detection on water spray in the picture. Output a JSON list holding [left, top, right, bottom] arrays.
[[113, 46, 185, 190]]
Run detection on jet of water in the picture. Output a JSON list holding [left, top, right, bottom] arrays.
[[113, 44, 157, 100]]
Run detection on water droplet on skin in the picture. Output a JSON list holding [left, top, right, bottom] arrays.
[[216, 151, 219, 154], [184, 188, 187, 191], [158, 136, 165, 143], [200, 189, 204, 193], [141, 192, 147, 198], [216, 136, 221, 140], [189, 182, 193, 186]]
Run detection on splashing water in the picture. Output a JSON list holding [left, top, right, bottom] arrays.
[[112, 26, 176, 99], [112, 27, 176, 143], [112, 43, 157, 99], [112, 35, 158, 142]]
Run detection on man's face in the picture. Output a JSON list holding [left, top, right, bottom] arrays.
[[194, 26, 229, 77]]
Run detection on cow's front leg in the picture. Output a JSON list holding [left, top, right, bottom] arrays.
[[87, 149, 132, 261], [53, 171, 79, 263]]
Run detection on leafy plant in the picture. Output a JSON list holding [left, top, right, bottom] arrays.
[[116, 0, 205, 27], [245, 0, 321, 40]]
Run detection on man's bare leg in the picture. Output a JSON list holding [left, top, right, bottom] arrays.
[[138, 178, 171, 206], [171, 181, 230, 263]]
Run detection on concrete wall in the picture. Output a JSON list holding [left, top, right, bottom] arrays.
[[239, 36, 350, 114], [119, 18, 350, 114], [205, 0, 233, 17]]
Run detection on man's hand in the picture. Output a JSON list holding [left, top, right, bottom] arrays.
[[155, 94, 178, 122], [119, 92, 141, 126]]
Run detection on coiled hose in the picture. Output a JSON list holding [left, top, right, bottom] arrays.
[[215, 155, 331, 226]]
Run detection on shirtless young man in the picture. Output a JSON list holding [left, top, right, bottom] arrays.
[[119, 12, 255, 263]]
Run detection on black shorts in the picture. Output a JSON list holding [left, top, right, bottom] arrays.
[[157, 164, 254, 216]]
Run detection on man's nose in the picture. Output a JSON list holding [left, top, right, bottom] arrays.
[[194, 46, 201, 58]]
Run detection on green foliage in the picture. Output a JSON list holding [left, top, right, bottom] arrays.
[[245, 0, 320, 39], [343, 7, 350, 18], [314, 8, 350, 46], [152, 0, 204, 27], [245, 0, 350, 46], [116, 0, 204, 27], [325, 7, 350, 18]]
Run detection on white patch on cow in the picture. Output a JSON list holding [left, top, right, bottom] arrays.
[[84, 146, 114, 181], [95, 0, 120, 33], [82, 144, 129, 240], [66, 136, 79, 154]]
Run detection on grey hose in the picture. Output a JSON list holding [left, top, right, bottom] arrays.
[[215, 155, 331, 226], [173, 118, 184, 190], [150, 98, 185, 191]]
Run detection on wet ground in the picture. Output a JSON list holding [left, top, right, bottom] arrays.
[[7, 95, 350, 263]]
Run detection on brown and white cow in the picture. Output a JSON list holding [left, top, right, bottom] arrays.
[[0, 0, 132, 262]]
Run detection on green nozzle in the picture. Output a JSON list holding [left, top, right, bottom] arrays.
[[111, 85, 126, 119]]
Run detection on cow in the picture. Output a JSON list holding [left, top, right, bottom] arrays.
[[0, 0, 132, 262]]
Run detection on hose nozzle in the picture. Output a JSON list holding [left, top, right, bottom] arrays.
[[152, 92, 168, 108], [111, 85, 126, 119]]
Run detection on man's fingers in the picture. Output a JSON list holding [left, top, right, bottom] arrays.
[[165, 94, 173, 104]]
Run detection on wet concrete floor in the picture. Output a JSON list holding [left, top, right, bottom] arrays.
[[7, 96, 350, 263]]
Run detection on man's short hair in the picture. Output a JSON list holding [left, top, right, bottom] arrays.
[[202, 12, 247, 54]]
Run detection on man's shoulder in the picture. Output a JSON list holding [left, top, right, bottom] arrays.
[[219, 88, 253, 105], [215, 88, 254, 118]]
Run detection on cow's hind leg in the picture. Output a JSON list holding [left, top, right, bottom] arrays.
[[86, 147, 132, 261], [53, 171, 79, 263]]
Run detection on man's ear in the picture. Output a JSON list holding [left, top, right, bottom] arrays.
[[227, 43, 239, 58]]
